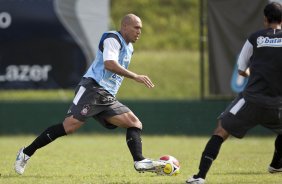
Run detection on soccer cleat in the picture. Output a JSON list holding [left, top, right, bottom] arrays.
[[134, 158, 166, 173], [268, 166, 282, 173], [186, 176, 205, 184], [14, 147, 30, 175]]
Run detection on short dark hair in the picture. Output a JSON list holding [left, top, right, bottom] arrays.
[[264, 2, 282, 23]]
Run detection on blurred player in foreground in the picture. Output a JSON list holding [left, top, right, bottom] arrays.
[[15, 13, 165, 175], [187, 2, 282, 184]]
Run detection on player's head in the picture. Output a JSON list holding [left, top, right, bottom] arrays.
[[120, 14, 142, 44], [264, 2, 282, 24]]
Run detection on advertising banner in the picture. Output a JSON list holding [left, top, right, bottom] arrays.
[[0, 0, 109, 89]]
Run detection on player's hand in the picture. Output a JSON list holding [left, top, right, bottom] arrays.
[[134, 75, 154, 88]]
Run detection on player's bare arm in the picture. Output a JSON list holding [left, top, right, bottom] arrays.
[[238, 68, 250, 77], [104, 60, 154, 88]]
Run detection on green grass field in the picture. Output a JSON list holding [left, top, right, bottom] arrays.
[[0, 134, 281, 184]]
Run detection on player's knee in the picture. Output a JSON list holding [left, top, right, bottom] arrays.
[[213, 121, 229, 140], [128, 119, 142, 129], [65, 126, 76, 134], [126, 119, 142, 129], [133, 120, 142, 130], [63, 117, 84, 134], [125, 113, 142, 129]]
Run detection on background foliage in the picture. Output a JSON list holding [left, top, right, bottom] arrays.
[[110, 0, 199, 50]]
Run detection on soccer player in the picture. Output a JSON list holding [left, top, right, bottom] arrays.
[[186, 2, 282, 184], [14, 13, 165, 175]]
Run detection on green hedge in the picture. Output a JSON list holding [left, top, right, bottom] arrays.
[[0, 100, 271, 135], [110, 0, 199, 50]]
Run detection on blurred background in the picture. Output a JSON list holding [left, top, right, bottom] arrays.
[[0, 0, 276, 135]]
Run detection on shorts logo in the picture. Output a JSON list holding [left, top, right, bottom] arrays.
[[67, 109, 71, 114], [81, 104, 90, 116]]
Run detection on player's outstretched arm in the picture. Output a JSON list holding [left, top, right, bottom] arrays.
[[104, 60, 154, 88], [132, 75, 154, 88]]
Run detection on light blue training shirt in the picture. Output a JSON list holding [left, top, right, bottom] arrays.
[[83, 31, 134, 96]]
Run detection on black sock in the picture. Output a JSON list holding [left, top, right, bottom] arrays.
[[23, 123, 66, 157], [196, 135, 224, 179], [270, 134, 282, 168], [126, 127, 145, 161]]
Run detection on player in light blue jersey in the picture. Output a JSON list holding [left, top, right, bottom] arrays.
[[83, 30, 133, 96], [15, 14, 166, 175]]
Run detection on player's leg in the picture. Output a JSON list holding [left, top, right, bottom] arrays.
[[14, 79, 96, 175], [256, 106, 282, 173], [269, 134, 282, 173], [186, 121, 227, 184], [24, 116, 84, 156], [18, 78, 99, 159], [187, 94, 257, 184], [15, 116, 84, 174], [106, 111, 144, 160], [104, 111, 166, 173], [198, 121, 228, 178]]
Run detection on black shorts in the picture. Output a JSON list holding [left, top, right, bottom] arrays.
[[218, 93, 282, 138], [66, 77, 130, 129]]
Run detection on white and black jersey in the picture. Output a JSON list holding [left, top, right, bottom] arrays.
[[242, 28, 282, 108]]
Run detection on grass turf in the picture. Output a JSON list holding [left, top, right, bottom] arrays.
[[0, 134, 280, 184]]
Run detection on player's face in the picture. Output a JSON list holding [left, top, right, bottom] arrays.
[[127, 18, 142, 43]]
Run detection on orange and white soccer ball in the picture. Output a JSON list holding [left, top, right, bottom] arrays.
[[159, 155, 180, 176]]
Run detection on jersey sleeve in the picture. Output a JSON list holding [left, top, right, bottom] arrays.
[[103, 37, 121, 62], [237, 40, 253, 71]]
